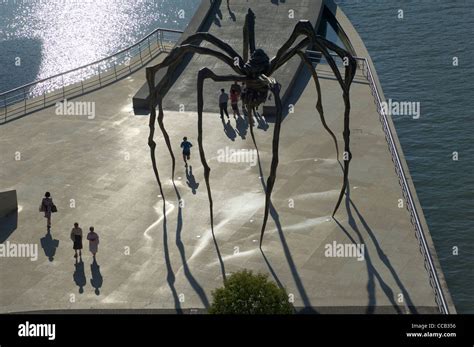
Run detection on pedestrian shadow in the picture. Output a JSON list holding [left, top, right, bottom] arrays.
[[40, 230, 59, 262], [185, 165, 200, 194], [333, 185, 417, 313], [90, 258, 103, 295], [214, 3, 223, 27], [253, 110, 269, 131], [222, 118, 237, 141], [235, 114, 248, 139], [175, 197, 210, 308], [73, 259, 86, 294], [226, 2, 236, 21]]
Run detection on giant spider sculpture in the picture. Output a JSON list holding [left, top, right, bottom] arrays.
[[146, 9, 357, 249]]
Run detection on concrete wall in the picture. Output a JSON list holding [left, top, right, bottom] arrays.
[[132, 0, 222, 110], [0, 190, 18, 243]]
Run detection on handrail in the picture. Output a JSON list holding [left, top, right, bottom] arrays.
[[306, 50, 450, 314], [363, 56, 450, 314], [1, 27, 183, 123]]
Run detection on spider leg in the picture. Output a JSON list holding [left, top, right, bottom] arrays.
[[242, 9, 256, 62], [197, 68, 249, 281], [148, 44, 241, 91], [267, 41, 341, 164], [312, 39, 357, 217], [181, 33, 244, 70], [259, 82, 283, 247], [271, 37, 311, 73], [146, 69, 166, 200], [269, 21, 357, 217], [296, 50, 341, 166], [270, 21, 348, 90]]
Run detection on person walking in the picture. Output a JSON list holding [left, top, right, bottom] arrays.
[[219, 89, 230, 119], [230, 89, 240, 118], [180, 137, 193, 165], [39, 192, 56, 230], [87, 226, 99, 259], [70, 222, 83, 259], [230, 81, 242, 96]]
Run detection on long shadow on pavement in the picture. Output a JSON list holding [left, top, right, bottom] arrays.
[[248, 114, 315, 311], [73, 259, 86, 294], [90, 258, 103, 296], [161, 200, 183, 313], [185, 165, 200, 195], [40, 229, 59, 262], [334, 185, 417, 313], [160, 149, 211, 308], [221, 117, 237, 141]]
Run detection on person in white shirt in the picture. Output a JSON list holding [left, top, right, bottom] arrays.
[[87, 226, 100, 259]]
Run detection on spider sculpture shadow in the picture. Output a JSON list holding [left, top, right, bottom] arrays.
[[146, 9, 357, 251]]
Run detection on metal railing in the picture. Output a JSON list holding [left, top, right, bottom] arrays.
[[306, 50, 451, 314], [0, 27, 183, 124]]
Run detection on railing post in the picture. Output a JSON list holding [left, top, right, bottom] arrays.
[[23, 87, 27, 114], [139, 43, 143, 65], [81, 68, 84, 94], [3, 94, 7, 123], [113, 63, 117, 81], [62, 74, 65, 100], [147, 36, 152, 58], [98, 65, 102, 87], [160, 31, 164, 50]]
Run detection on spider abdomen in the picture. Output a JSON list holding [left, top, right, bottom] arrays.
[[242, 79, 269, 109]]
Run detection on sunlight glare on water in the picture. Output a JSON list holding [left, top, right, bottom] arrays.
[[0, 0, 199, 92]]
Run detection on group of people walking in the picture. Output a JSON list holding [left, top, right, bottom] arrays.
[[40, 192, 100, 259], [219, 81, 244, 119], [70, 223, 100, 260], [179, 82, 249, 166]]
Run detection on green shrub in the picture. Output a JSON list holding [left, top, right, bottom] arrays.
[[209, 270, 294, 314]]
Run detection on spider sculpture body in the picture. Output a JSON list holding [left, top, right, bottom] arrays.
[[146, 9, 357, 250]]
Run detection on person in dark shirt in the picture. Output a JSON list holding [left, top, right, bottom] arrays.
[[40, 191, 56, 230], [219, 89, 230, 119], [180, 137, 193, 165]]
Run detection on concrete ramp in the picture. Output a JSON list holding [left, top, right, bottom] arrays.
[[133, 0, 324, 115]]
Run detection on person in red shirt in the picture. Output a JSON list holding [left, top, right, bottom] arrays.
[[230, 89, 240, 118]]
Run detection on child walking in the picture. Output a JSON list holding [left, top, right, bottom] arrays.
[[180, 137, 193, 166]]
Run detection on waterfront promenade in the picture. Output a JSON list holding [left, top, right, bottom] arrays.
[[0, 0, 454, 313]]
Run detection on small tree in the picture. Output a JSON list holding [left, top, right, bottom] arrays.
[[209, 270, 294, 314]]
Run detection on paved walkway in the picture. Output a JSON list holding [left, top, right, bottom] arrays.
[[0, 58, 439, 313]]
